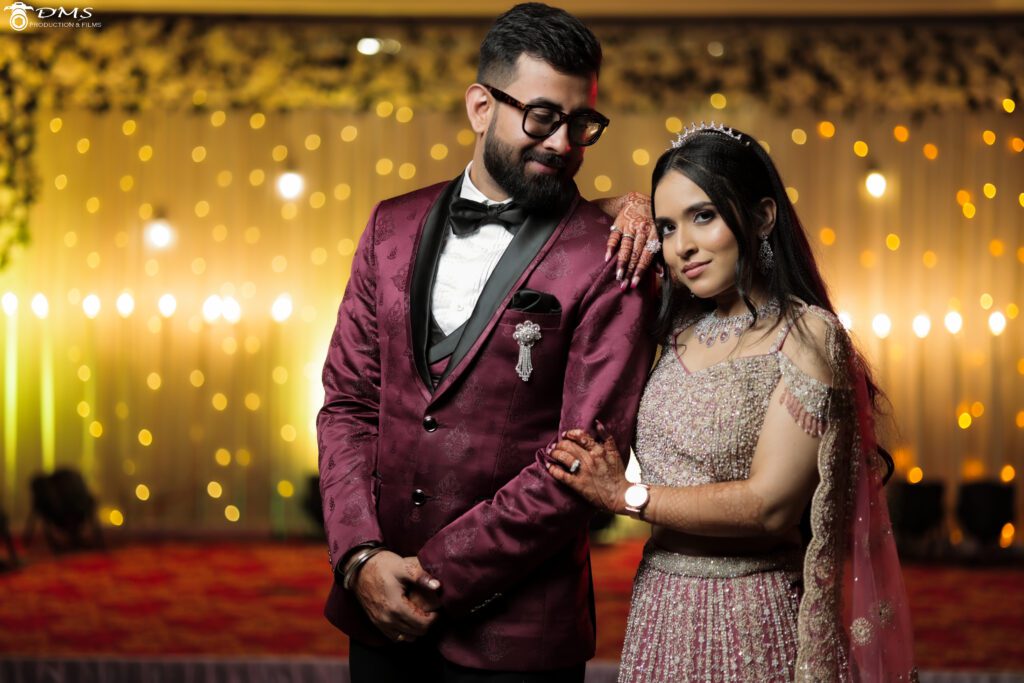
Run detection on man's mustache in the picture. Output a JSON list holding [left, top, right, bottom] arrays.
[[523, 152, 568, 170]]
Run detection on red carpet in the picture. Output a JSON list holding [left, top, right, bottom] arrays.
[[0, 539, 1021, 670]]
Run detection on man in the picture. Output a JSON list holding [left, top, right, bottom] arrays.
[[317, 4, 656, 681]]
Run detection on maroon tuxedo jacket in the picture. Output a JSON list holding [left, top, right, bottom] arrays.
[[317, 174, 656, 671]]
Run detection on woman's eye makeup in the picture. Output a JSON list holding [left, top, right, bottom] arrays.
[[693, 209, 715, 224], [657, 221, 676, 236]]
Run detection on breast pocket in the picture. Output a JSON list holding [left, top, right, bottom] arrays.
[[495, 309, 567, 390], [498, 308, 562, 330]]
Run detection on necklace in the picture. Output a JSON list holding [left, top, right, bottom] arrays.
[[694, 298, 780, 348]]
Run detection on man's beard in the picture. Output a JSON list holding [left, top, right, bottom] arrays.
[[482, 125, 579, 214]]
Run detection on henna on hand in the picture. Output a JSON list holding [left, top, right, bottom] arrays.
[[546, 427, 630, 514], [629, 219, 658, 288], [613, 193, 653, 285], [353, 550, 438, 642], [596, 193, 653, 283]]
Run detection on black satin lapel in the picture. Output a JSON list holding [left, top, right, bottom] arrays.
[[410, 175, 463, 389], [437, 210, 562, 388]]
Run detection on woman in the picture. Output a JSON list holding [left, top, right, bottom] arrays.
[[547, 123, 916, 682]]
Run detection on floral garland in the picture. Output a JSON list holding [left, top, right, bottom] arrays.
[[0, 17, 1021, 268]]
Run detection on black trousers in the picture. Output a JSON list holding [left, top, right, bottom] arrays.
[[349, 639, 587, 683]]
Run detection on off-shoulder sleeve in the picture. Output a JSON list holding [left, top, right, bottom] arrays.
[[777, 352, 831, 438]]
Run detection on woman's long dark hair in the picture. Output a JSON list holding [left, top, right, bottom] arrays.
[[651, 126, 893, 482]]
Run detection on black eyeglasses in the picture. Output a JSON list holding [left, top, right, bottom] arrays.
[[482, 84, 610, 147]]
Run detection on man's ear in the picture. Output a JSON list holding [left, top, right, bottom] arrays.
[[757, 197, 777, 238], [465, 83, 493, 135]]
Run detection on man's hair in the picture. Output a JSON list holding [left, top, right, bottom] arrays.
[[477, 3, 602, 87]]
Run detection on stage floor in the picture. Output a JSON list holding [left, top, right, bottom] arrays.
[[0, 539, 1022, 671]]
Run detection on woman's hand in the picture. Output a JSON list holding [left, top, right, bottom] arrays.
[[597, 192, 660, 289], [546, 424, 630, 514]]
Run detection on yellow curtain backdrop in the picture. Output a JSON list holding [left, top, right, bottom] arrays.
[[0, 16, 1021, 536]]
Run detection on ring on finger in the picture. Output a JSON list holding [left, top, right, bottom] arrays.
[[620, 234, 635, 241], [609, 225, 623, 234], [569, 459, 581, 474], [643, 239, 661, 254]]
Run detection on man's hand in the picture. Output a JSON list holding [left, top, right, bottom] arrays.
[[352, 550, 441, 643], [404, 556, 442, 613]]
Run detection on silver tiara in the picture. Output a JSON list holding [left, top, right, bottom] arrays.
[[669, 120, 746, 149]]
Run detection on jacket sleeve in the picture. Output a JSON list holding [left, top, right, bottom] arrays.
[[416, 254, 657, 616], [317, 202, 384, 573]]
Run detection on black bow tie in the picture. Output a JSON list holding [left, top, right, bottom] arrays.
[[448, 197, 527, 237]]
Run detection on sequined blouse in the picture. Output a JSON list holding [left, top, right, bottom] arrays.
[[636, 306, 831, 492], [633, 303, 876, 681]]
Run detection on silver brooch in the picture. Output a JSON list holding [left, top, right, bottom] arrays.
[[512, 321, 542, 382]]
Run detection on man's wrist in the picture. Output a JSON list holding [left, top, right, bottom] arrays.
[[341, 546, 386, 591]]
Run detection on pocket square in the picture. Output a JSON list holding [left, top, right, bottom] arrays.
[[509, 289, 562, 315]]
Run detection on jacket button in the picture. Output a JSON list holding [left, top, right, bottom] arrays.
[[422, 415, 438, 432], [412, 489, 429, 506]]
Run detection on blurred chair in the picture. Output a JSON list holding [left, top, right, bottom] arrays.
[[956, 481, 1015, 547], [0, 505, 18, 570], [24, 468, 104, 553], [888, 480, 945, 556]]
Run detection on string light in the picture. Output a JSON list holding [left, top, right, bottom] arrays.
[[30, 293, 49, 319], [988, 311, 1007, 336], [912, 314, 931, 339], [871, 314, 892, 339], [158, 294, 177, 318], [221, 297, 242, 324], [10, 70, 1022, 538], [865, 172, 887, 198], [1, 293, 16, 316], [82, 294, 101, 319], [357, 38, 381, 55], [116, 292, 135, 318], [271, 294, 293, 322], [276, 172, 304, 200], [202, 295, 223, 323], [144, 219, 175, 250]]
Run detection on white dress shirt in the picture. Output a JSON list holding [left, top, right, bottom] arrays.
[[430, 163, 516, 335]]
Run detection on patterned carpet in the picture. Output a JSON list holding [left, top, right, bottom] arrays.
[[0, 539, 1021, 671]]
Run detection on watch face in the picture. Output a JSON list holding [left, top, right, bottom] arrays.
[[624, 484, 649, 508]]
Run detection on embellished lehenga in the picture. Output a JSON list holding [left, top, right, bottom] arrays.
[[619, 304, 915, 682]]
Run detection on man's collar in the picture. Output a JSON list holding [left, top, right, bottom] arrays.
[[461, 162, 512, 206]]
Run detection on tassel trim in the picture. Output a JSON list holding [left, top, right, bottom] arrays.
[[780, 386, 828, 437]]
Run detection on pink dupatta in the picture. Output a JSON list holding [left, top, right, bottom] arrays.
[[795, 313, 916, 682]]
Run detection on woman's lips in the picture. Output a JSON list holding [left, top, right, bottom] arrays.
[[682, 261, 709, 279]]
